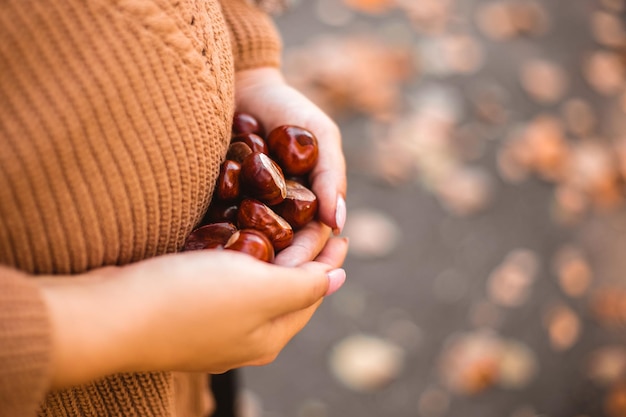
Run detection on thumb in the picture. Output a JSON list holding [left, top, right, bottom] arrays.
[[262, 263, 345, 318]]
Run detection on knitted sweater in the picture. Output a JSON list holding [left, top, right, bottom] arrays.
[[0, 0, 281, 415]]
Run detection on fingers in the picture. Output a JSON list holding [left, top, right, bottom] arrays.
[[259, 234, 349, 317], [271, 236, 349, 303], [307, 122, 347, 234], [305, 236, 349, 296], [252, 299, 323, 366], [253, 238, 349, 364], [314, 236, 349, 268], [259, 261, 331, 318], [260, 249, 347, 318], [273, 221, 331, 267]]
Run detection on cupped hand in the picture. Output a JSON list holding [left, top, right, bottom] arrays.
[[125, 246, 347, 373], [234, 67, 347, 236], [40, 239, 348, 389]]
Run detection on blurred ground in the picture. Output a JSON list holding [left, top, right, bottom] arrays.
[[240, 1, 626, 416]]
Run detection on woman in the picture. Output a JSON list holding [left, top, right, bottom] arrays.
[[0, 0, 348, 415]]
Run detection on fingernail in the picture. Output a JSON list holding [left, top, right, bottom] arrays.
[[334, 196, 346, 235], [325, 268, 346, 296]]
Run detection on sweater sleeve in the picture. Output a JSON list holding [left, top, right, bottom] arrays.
[[218, 0, 283, 71], [0, 268, 52, 417]]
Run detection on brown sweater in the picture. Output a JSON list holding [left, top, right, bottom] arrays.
[[0, 0, 281, 415]]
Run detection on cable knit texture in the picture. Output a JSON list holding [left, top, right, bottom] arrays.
[[0, 0, 281, 415]]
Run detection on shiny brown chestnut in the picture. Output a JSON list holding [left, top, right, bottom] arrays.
[[226, 142, 253, 164], [240, 152, 287, 206], [232, 112, 264, 136], [183, 222, 237, 251], [203, 200, 238, 224], [273, 180, 318, 229], [237, 198, 293, 251], [267, 125, 319, 176], [215, 160, 241, 201], [224, 229, 275, 263], [231, 133, 269, 154]]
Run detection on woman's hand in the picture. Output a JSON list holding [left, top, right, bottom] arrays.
[[40, 239, 348, 390], [234, 67, 347, 238]]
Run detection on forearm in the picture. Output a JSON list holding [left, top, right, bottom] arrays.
[[39, 268, 152, 389]]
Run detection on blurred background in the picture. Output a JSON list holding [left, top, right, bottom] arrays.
[[240, 0, 626, 416]]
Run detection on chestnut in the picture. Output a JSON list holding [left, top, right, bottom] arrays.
[[240, 152, 287, 206], [215, 160, 241, 201], [224, 229, 275, 263], [231, 133, 269, 154], [232, 112, 264, 136], [273, 180, 318, 229], [184, 222, 237, 251], [267, 125, 319, 176], [237, 198, 293, 251], [226, 141, 253, 164], [203, 201, 238, 224], [285, 175, 310, 187]]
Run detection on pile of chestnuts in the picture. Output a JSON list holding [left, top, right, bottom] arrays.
[[183, 112, 320, 262]]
